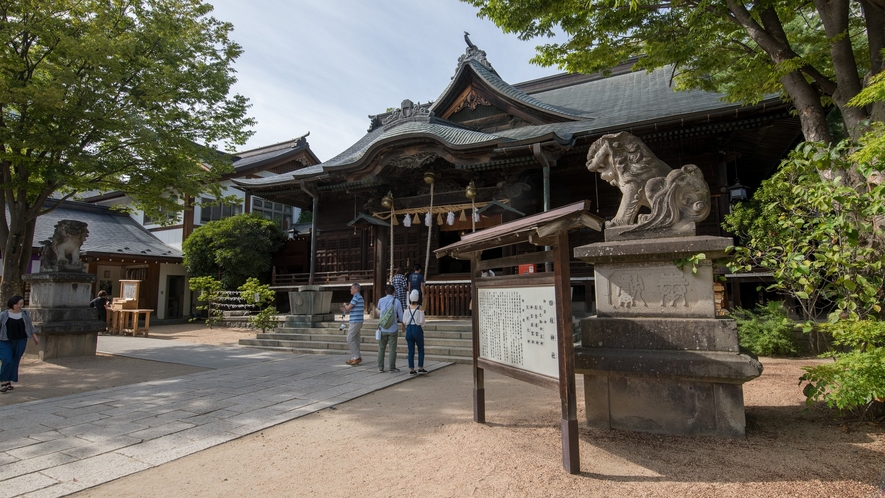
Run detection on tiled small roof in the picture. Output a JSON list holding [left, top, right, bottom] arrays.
[[34, 202, 182, 259], [230, 135, 314, 172]]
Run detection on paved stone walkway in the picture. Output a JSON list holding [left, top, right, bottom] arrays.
[[0, 337, 451, 497]]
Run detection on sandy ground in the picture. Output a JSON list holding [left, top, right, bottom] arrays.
[[4, 323, 883, 497]]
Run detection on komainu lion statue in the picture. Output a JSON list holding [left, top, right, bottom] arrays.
[[40, 220, 89, 272], [586, 132, 711, 238]]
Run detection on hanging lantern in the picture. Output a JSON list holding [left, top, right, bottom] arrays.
[[459, 210, 467, 221], [412, 213, 420, 224], [465, 180, 477, 199], [423, 171, 436, 184], [447, 212, 455, 225], [403, 214, 411, 227], [381, 191, 393, 209], [425, 212, 432, 226]]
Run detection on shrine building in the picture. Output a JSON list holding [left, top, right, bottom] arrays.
[[235, 42, 803, 316]]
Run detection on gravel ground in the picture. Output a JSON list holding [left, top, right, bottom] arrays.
[[5, 323, 883, 497]]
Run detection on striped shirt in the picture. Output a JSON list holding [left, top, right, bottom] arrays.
[[348, 293, 364, 323]]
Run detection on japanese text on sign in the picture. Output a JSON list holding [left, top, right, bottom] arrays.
[[477, 286, 559, 379]]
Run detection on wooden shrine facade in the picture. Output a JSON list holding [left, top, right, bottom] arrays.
[[236, 45, 802, 316]]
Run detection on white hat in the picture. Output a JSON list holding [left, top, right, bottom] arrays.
[[409, 289, 420, 302]]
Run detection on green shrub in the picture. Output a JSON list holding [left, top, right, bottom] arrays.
[[731, 302, 800, 356], [189, 276, 224, 328], [238, 278, 279, 333], [800, 319, 885, 417]]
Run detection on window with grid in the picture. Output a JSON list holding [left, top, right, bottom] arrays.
[[252, 197, 293, 229], [200, 198, 242, 224], [143, 197, 180, 225]]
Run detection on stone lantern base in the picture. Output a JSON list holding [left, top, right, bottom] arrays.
[[287, 285, 334, 324], [21, 272, 104, 360]]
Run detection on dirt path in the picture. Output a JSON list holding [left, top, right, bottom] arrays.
[[5, 324, 883, 497]]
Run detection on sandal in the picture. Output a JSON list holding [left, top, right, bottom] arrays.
[[0, 384, 9, 393]]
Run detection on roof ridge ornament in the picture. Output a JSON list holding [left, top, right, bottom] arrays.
[[381, 99, 433, 127], [456, 32, 498, 77]]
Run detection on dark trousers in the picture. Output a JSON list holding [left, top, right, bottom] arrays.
[[406, 325, 424, 369], [0, 339, 28, 383]]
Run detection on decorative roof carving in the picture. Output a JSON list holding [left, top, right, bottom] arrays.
[[452, 88, 492, 114], [455, 34, 498, 77], [386, 152, 439, 169], [384, 99, 432, 125]]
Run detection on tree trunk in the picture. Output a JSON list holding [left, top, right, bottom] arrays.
[[0, 214, 36, 300], [814, 0, 870, 139]]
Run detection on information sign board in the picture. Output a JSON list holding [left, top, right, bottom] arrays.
[[478, 286, 559, 379]]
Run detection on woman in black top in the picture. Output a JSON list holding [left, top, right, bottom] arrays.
[[0, 295, 40, 393], [90, 290, 109, 326]]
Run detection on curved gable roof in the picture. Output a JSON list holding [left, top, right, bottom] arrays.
[[430, 48, 594, 122]]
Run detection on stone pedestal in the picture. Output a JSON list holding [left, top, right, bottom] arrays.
[[287, 285, 334, 324], [574, 235, 763, 438], [22, 272, 104, 360]]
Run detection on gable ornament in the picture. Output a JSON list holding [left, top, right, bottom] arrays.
[[453, 88, 492, 114]]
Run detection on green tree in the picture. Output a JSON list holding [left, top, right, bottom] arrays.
[[182, 213, 285, 289], [297, 210, 312, 224], [0, 0, 254, 298], [724, 141, 884, 327], [465, 0, 884, 182]]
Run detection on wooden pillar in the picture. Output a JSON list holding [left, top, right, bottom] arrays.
[[553, 230, 579, 474], [372, 226, 386, 313], [470, 252, 485, 423]]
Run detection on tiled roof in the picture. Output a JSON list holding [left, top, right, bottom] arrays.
[[34, 202, 182, 259], [235, 53, 780, 191], [230, 135, 312, 172], [233, 119, 587, 188], [531, 66, 754, 129]]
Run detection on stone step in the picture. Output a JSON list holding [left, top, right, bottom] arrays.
[[238, 344, 473, 365], [255, 329, 473, 346], [283, 320, 473, 333], [239, 338, 473, 358]]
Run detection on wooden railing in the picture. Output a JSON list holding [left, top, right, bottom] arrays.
[[271, 268, 374, 287], [425, 281, 472, 317]]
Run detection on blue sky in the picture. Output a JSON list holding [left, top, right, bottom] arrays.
[[207, 0, 563, 160]]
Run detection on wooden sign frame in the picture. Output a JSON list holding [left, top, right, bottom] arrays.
[[435, 200, 603, 474]]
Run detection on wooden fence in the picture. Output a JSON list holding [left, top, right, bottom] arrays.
[[424, 281, 471, 317]]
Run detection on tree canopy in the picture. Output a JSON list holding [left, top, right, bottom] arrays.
[[182, 214, 285, 290], [465, 0, 885, 179], [0, 0, 254, 297]]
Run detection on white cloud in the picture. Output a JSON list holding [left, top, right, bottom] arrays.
[[207, 0, 562, 160]]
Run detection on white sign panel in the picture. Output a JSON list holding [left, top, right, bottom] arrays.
[[477, 286, 559, 379]]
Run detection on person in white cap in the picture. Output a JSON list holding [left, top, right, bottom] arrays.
[[404, 289, 427, 375]]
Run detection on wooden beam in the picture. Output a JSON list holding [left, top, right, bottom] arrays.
[[476, 250, 554, 271]]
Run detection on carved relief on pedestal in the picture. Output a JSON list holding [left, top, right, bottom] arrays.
[[659, 271, 689, 307], [609, 273, 647, 308]]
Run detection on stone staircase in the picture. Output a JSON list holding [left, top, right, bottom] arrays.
[[239, 317, 475, 364]]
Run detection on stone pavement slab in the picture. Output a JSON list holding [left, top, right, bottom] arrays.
[[0, 339, 451, 497], [96, 336, 293, 368]]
